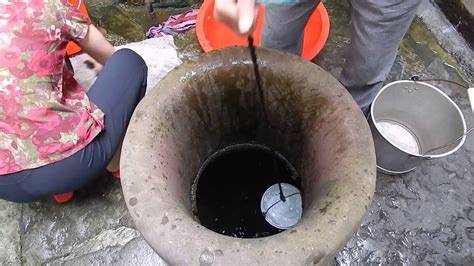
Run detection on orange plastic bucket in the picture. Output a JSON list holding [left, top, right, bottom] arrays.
[[196, 0, 330, 60], [66, 0, 90, 56]]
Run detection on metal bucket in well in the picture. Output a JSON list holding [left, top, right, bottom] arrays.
[[369, 80, 467, 174]]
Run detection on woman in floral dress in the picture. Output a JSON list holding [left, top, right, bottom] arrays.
[[0, 0, 148, 202]]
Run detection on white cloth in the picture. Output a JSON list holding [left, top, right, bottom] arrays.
[[71, 36, 182, 94]]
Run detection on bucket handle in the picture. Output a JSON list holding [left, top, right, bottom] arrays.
[[410, 76, 474, 158], [410, 75, 473, 113], [422, 127, 474, 159]]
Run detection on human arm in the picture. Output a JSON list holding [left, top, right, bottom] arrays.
[[59, 0, 114, 66], [77, 24, 114, 66]]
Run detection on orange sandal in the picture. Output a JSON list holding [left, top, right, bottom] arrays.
[[53, 192, 74, 203]]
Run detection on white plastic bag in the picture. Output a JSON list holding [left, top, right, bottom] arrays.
[[71, 36, 182, 94]]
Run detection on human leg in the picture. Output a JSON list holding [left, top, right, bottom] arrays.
[[0, 49, 147, 202], [340, 0, 421, 114], [261, 0, 320, 56], [86, 48, 147, 172]]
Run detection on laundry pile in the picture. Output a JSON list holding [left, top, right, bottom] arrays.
[[146, 9, 198, 38]]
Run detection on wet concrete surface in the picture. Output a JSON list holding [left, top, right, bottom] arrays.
[[435, 0, 474, 48], [0, 0, 473, 264], [320, 1, 474, 264], [13, 177, 166, 264]]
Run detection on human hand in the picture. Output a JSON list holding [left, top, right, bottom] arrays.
[[84, 58, 103, 76], [214, 0, 259, 35]]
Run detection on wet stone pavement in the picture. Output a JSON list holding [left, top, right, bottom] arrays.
[[0, 0, 473, 264]]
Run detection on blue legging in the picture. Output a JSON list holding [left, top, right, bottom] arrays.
[[0, 49, 147, 203]]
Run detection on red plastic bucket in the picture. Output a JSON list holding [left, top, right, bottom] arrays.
[[196, 0, 330, 60]]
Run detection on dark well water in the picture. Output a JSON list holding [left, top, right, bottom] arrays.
[[191, 144, 301, 238]]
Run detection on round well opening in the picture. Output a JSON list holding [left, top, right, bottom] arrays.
[[191, 143, 302, 238], [121, 48, 377, 265]]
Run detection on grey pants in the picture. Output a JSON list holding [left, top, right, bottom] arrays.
[[261, 0, 421, 114]]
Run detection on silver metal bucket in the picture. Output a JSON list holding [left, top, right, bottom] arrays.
[[369, 80, 467, 174]]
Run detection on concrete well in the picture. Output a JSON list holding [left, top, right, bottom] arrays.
[[121, 47, 376, 265]]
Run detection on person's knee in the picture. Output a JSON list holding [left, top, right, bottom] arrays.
[[109, 48, 148, 93], [111, 48, 148, 74], [367, 0, 421, 19]]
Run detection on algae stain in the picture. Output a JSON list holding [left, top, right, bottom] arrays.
[[402, 18, 465, 80], [102, 7, 146, 42]]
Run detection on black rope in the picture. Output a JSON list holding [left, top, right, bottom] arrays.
[[248, 36, 286, 202]]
